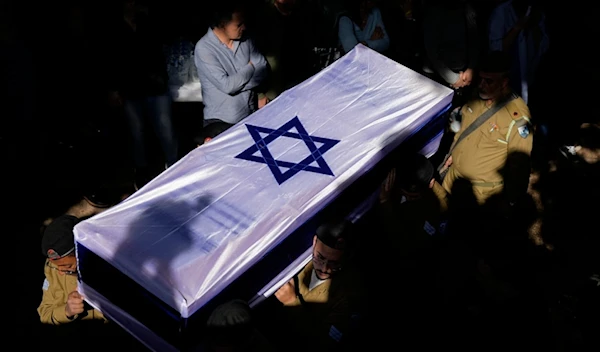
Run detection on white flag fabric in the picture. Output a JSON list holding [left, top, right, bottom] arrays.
[[74, 45, 452, 325]]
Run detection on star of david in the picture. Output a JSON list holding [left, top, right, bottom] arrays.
[[235, 116, 340, 185]]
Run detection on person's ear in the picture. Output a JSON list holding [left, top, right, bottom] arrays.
[[313, 235, 317, 247]]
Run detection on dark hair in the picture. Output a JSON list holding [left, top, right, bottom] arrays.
[[202, 122, 233, 142], [205, 299, 253, 348], [83, 185, 124, 208], [395, 153, 434, 193], [343, 0, 369, 25], [209, 1, 245, 29], [316, 218, 354, 250], [480, 51, 511, 75], [81, 169, 132, 208]]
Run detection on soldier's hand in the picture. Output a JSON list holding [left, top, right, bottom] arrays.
[[460, 69, 473, 86], [258, 96, 269, 109], [274, 279, 297, 305], [379, 168, 396, 203], [65, 291, 85, 318], [441, 156, 453, 170], [445, 156, 453, 168], [451, 76, 466, 89], [439, 156, 453, 176]]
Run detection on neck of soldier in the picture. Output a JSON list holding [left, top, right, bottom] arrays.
[[485, 87, 511, 107]]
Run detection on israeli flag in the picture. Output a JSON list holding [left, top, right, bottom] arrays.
[[74, 44, 453, 351]]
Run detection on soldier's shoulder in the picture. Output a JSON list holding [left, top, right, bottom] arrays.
[[505, 96, 531, 122]]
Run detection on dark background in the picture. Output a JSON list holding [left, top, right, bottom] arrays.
[[4, 0, 598, 348]]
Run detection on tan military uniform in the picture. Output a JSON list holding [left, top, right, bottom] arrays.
[[442, 96, 533, 203], [37, 260, 106, 325], [281, 261, 362, 348]]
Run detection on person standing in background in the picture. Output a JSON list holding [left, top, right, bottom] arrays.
[[106, 0, 179, 189]]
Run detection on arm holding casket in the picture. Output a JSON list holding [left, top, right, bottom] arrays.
[[38, 259, 106, 325], [274, 272, 357, 350], [273, 219, 362, 349]]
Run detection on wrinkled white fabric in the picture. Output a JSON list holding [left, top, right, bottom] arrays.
[[74, 45, 453, 318]]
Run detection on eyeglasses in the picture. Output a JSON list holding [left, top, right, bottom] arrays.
[[312, 253, 343, 272], [479, 77, 497, 85], [46, 261, 78, 276], [479, 74, 507, 86]]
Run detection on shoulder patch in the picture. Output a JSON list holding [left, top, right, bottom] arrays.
[[517, 124, 530, 138], [42, 278, 49, 291]]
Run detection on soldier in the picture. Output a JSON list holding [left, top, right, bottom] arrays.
[[38, 215, 106, 325], [440, 51, 533, 204], [378, 153, 449, 257], [38, 182, 128, 325], [270, 219, 363, 350]]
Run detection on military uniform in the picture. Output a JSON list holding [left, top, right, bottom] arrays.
[[37, 260, 106, 325], [279, 261, 362, 349], [442, 95, 533, 203]]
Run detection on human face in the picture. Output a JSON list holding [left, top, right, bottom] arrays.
[[478, 71, 508, 100], [221, 12, 246, 41], [312, 236, 344, 280], [47, 254, 77, 276]]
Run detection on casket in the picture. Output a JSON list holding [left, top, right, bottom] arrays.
[[74, 44, 453, 351]]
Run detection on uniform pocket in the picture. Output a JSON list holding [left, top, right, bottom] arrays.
[[478, 127, 504, 149]]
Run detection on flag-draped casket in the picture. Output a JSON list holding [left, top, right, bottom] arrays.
[[74, 45, 453, 351]]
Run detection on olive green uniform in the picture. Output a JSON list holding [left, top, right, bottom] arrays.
[[280, 261, 363, 349]]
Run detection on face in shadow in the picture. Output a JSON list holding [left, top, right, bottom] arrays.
[[312, 236, 344, 280], [478, 71, 509, 101], [219, 11, 246, 41]]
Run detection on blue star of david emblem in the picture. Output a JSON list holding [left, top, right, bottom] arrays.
[[235, 116, 340, 185]]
